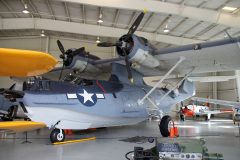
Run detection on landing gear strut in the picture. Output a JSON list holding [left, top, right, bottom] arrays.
[[180, 114, 185, 121], [159, 115, 172, 137], [50, 128, 65, 143]]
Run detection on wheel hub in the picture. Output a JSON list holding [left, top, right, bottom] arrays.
[[57, 133, 63, 141], [168, 120, 173, 131]]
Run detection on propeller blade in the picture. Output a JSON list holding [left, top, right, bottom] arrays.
[[9, 83, 16, 90], [59, 64, 65, 80], [57, 40, 65, 54], [97, 42, 118, 47], [126, 12, 144, 39], [122, 49, 133, 83]]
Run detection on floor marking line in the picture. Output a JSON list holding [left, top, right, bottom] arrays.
[[52, 137, 96, 145]]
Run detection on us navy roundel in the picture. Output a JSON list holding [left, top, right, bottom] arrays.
[[77, 89, 97, 107], [66, 89, 105, 107]]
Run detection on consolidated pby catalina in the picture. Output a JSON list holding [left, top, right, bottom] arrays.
[[1, 11, 240, 143]]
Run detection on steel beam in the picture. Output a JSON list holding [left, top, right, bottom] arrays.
[[59, 0, 240, 29], [0, 18, 204, 45]]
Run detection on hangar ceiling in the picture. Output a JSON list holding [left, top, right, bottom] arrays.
[[0, 0, 240, 48]]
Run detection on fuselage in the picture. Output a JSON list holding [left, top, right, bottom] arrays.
[[182, 105, 209, 117], [20, 77, 195, 130]]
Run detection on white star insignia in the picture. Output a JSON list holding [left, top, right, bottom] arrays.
[[78, 89, 94, 104]]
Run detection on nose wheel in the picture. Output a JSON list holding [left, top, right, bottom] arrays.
[[50, 128, 65, 143]]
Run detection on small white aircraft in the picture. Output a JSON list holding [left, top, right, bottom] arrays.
[[180, 104, 233, 121], [191, 97, 239, 122]]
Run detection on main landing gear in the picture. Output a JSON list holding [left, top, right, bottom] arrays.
[[50, 128, 65, 143], [159, 115, 172, 137]]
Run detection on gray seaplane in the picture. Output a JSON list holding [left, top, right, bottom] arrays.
[[1, 12, 240, 143]]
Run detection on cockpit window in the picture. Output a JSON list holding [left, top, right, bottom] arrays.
[[38, 80, 50, 90], [78, 79, 93, 86]]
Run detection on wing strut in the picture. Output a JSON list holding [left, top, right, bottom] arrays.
[[138, 56, 185, 105]]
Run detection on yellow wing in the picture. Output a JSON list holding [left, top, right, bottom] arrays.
[[0, 48, 57, 77], [0, 121, 46, 132]]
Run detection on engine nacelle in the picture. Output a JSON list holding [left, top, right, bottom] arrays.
[[130, 48, 160, 68], [65, 49, 102, 74], [116, 35, 160, 68], [70, 58, 103, 74]]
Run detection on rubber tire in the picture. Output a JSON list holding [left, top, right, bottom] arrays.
[[50, 129, 65, 143], [159, 115, 172, 137]]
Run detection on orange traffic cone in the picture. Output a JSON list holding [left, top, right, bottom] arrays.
[[174, 127, 179, 137], [169, 127, 175, 138], [169, 121, 179, 138]]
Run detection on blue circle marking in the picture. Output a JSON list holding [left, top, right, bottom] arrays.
[[77, 89, 97, 107]]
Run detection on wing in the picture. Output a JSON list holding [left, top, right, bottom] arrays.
[[200, 110, 233, 115], [0, 121, 46, 133], [131, 37, 240, 77], [187, 75, 236, 82], [191, 97, 240, 108], [43, 57, 124, 81], [0, 48, 57, 77], [152, 37, 240, 76]]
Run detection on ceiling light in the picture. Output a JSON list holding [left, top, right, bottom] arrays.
[[40, 30, 45, 37], [163, 28, 170, 33], [97, 13, 103, 23], [97, 19, 103, 23], [96, 37, 100, 43], [222, 6, 237, 11], [163, 24, 170, 33], [22, 4, 29, 14]]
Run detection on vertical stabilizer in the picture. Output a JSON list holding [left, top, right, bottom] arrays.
[[111, 63, 145, 86]]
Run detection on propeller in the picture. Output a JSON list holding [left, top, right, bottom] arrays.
[[9, 83, 16, 90], [97, 42, 121, 47], [97, 12, 144, 48], [57, 40, 94, 80], [122, 49, 133, 83], [97, 11, 145, 83], [125, 12, 144, 40], [57, 40, 65, 55], [57, 40, 66, 80]]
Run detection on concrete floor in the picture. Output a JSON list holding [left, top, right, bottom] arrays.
[[0, 118, 240, 160]]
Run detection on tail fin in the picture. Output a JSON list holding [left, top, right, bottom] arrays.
[[111, 63, 145, 85], [178, 79, 195, 96]]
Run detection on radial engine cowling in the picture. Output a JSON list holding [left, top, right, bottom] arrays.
[[116, 35, 160, 68]]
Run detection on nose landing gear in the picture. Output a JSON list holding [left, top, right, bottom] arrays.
[[50, 128, 65, 143]]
